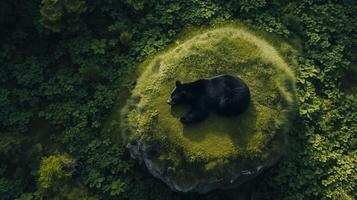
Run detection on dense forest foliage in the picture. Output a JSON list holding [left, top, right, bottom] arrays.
[[0, 0, 356, 200]]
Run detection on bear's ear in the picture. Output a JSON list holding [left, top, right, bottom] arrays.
[[175, 80, 181, 87]]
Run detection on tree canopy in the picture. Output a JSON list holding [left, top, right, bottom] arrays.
[[0, 0, 356, 200]]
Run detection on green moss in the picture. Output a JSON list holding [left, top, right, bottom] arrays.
[[121, 24, 297, 173]]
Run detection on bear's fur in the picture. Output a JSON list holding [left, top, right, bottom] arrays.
[[167, 74, 251, 124]]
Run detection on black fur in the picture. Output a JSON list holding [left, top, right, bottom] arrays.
[[167, 74, 251, 124]]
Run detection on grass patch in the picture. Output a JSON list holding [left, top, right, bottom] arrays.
[[121, 23, 297, 174]]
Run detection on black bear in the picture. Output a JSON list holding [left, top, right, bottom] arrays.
[[167, 74, 251, 124]]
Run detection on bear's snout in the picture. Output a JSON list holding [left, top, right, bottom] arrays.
[[167, 98, 177, 105], [167, 99, 173, 105]]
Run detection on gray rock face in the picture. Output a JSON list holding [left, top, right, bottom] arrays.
[[126, 138, 279, 194]]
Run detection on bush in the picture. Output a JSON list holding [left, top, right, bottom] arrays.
[[38, 155, 72, 190]]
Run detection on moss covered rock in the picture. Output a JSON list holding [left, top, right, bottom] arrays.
[[121, 24, 297, 193]]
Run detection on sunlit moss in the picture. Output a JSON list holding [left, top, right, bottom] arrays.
[[122, 24, 297, 173]]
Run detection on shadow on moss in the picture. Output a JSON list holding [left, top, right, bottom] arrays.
[[177, 103, 258, 148]]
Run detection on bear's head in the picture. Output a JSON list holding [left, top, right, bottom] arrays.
[[167, 80, 190, 105]]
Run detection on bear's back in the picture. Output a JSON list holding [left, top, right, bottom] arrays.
[[210, 74, 246, 88], [206, 74, 247, 95], [206, 74, 250, 114]]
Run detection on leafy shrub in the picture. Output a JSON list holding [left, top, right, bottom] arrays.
[[40, 0, 87, 32], [38, 155, 72, 190]]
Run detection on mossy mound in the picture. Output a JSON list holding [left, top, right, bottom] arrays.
[[121, 24, 297, 189]]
